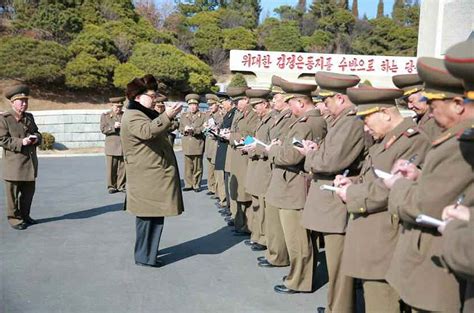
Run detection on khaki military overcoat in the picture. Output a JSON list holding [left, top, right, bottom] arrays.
[[100, 111, 123, 156]]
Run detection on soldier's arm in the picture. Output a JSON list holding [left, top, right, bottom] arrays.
[[192, 117, 205, 135], [127, 113, 171, 140], [269, 123, 310, 167], [178, 115, 187, 134], [100, 114, 115, 135], [347, 134, 430, 215], [442, 217, 474, 280], [28, 114, 42, 146], [0, 116, 23, 152], [306, 118, 365, 174]]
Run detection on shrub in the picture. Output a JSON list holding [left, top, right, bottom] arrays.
[[113, 63, 145, 90], [39, 132, 55, 150], [65, 53, 119, 89], [228, 73, 248, 88]]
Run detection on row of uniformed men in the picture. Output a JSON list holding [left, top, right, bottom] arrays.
[[197, 39, 474, 313]]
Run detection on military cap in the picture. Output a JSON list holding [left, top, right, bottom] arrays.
[[246, 89, 271, 107], [347, 87, 404, 116], [205, 94, 219, 104], [311, 89, 323, 103], [109, 96, 126, 106], [185, 93, 200, 104], [226, 86, 249, 101], [315, 72, 360, 97], [271, 75, 283, 87], [417, 57, 464, 101], [5, 84, 30, 101], [279, 79, 317, 101], [392, 74, 424, 98], [444, 39, 474, 101]]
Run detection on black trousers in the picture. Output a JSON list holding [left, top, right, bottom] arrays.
[[134, 216, 164, 265], [224, 171, 230, 209]]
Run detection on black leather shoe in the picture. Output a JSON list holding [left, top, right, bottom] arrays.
[[206, 191, 214, 196], [108, 188, 118, 194], [24, 216, 38, 225], [118, 188, 126, 193], [193, 188, 201, 193], [183, 187, 193, 191], [135, 259, 164, 268], [232, 230, 249, 236], [224, 216, 233, 222], [244, 239, 256, 246], [251, 243, 267, 251], [227, 220, 235, 227], [215, 203, 226, 209], [210, 195, 219, 200], [257, 256, 267, 262], [274, 284, 300, 294], [316, 307, 326, 313], [258, 259, 276, 268], [221, 212, 231, 217], [11, 222, 27, 230]]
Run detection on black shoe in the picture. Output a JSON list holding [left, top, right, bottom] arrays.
[[221, 211, 231, 217], [183, 187, 193, 191], [118, 188, 126, 193], [206, 191, 214, 196], [210, 195, 219, 200], [224, 216, 233, 222], [232, 229, 249, 236], [11, 222, 27, 230], [108, 188, 118, 194], [135, 259, 164, 268], [244, 239, 256, 246], [258, 259, 277, 268], [215, 203, 226, 209], [218, 208, 227, 214], [316, 307, 326, 313], [227, 220, 235, 227], [24, 217, 38, 225], [257, 256, 267, 262], [251, 243, 267, 251], [193, 188, 201, 193], [282, 275, 287, 282], [274, 284, 300, 294]]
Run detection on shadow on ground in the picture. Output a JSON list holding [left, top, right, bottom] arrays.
[[158, 226, 246, 266], [36, 203, 124, 224]]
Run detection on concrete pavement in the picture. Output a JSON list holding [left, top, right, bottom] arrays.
[[0, 153, 327, 313]]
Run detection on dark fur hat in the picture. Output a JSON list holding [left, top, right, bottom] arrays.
[[142, 74, 158, 91], [126, 77, 147, 100]]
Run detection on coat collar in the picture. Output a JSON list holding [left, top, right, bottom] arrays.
[[432, 118, 474, 146], [330, 105, 357, 127], [127, 100, 159, 120]]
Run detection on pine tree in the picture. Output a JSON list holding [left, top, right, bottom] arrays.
[[351, 0, 358, 18], [377, 0, 384, 18]]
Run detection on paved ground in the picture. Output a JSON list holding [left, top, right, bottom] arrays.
[[0, 153, 327, 313]]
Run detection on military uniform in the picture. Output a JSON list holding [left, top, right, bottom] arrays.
[[179, 94, 207, 191], [393, 74, 443, 141], [386, 54, 474, 312], [204, 94, 221, 195], [267, 80, 327, 293], [341, 87, 431, 312], [100, 97, 126, 193], [243, 89, 275, 248], [229, 100, 259, 233], [0, 85, 42, 229], [303, 71, 364, 313]]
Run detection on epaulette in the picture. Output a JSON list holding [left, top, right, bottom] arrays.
[[403, 127, 419, 137], [289, 116, 308, 128], [347, 109, 357, 116], [457, 126, 474, 141], [2, 111, 11, 117]]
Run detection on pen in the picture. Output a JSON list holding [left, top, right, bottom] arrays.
[[453, 194, 465, 210]]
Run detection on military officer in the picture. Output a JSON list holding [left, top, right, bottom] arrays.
[[241, 89, 275, 251], [382, 54, 474, 311], [227, 87, 259, 234], [179, 94, 207, 192], [334, 86, 431, 312], [392, 73, 443, 140], [258, 76, 295, 269], [154, 95, 179, 146], [0, 84, 42, 230], [204, 94, 221, 197], [265, 79, 327, 294], [100, 97, 126, 194], [295, 72, 364, 313]]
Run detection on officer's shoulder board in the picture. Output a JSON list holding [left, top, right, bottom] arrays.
[[289, 116, 308, 128], [403, 127, 419, 137], [456, 125, 474, 142], [1, 111, 12, 117]]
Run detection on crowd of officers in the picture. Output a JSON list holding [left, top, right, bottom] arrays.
[[176, 39, 474, 313], [1, 38, 473, 313]]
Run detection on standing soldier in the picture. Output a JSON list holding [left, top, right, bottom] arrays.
[[383, 54, 474, 312], [100, 97, 126, 194], [265, 80, 327, 294], [241, 89, 274, 251], [204, 94, 220, 197], [392, 74, 443, 140], [0, 84, 42, 230], [334, 86, 431, 312], [154, 95, 179, 146], [180, 94, 207, 192], [227, 87, 259, 234], [295, 72, 364, 312], [257, 76, 295, 269]]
